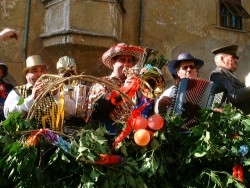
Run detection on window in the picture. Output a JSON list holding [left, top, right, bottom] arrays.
[[219, 0, 250, 30]]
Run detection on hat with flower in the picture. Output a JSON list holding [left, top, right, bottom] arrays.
[[102, 43, 144, 69]]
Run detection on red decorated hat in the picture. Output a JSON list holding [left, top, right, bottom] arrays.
[[102, 43, 144, 69]]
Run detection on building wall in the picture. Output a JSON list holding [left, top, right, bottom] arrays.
[[140, 0, 250, 87], [0, 0, 249, 88]]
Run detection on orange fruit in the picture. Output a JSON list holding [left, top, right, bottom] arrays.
[[134, 129, 150, 146]]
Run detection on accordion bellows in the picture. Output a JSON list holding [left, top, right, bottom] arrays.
[[172, 78, 218, 128]]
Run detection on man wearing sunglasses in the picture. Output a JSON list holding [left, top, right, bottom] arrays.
[[155, 52, 204, 114], [210, 44, 250, 115]]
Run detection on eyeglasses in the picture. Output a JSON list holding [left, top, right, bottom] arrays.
[[180, 65, 196, 70]]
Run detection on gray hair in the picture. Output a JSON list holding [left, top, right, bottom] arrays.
[[214, 53, 224, 66]]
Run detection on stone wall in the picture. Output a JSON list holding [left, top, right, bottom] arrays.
[[140, 0, 250, 87], [0, 0, 249, 88]]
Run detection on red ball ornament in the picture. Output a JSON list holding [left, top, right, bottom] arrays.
[[133, 116, 148, 130], [148, 114, 164, 130], [134, 129, 150, 146]]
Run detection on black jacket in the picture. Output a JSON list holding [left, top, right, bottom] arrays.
[[209, 66, 250, 114]]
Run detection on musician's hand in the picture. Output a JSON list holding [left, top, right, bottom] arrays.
[[245, 72, 250, 87], [158, 96, 172, 107], [124, 76, 135, 87], [157, 96, 172, 114], [31, 81, 43, 99], [213, 107, 223, 113], [52, 88, 59, 96]]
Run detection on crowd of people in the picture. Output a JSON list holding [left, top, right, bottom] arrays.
[[1, 27, 250, 133]]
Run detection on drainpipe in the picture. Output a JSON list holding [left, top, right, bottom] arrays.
[[138, 0, 143, 45], [23, 0, 31, 70]]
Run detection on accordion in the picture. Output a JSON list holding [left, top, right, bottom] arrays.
[[171, 78, 218, 128]]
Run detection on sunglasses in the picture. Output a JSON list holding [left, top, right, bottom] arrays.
[[180, 65, 196, 70]]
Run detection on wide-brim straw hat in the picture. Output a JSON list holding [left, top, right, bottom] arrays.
[[102, 43, 144, 69], [23, 55, 46, 75]]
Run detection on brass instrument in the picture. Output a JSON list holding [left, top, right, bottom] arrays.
[[123, 66, 165, 99], [140, 66, 165, 98], [138, 47, 164, 98]]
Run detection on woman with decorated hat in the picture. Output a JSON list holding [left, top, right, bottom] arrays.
[[80, 43, 144, 134]]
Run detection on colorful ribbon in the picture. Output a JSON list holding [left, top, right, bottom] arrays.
[[113, 99, 152, 149], [26, 129, 71, 152], [26, 129, 123, 164], [232, 164, 243, 182], [106, 77, 140, 105]]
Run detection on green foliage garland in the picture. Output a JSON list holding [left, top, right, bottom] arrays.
[[0, 104, 250, 188]]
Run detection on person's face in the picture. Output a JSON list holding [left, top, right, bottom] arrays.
[[111, 55, 135, 80], [25, 65, 47, 85], [176, 61, 198, 79], [221, 54, 238, 72]]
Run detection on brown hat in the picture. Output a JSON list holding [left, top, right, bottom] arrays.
[[23, 55, 46, 75], [212, 44, 239, 58], [101, 43, 144, 69]]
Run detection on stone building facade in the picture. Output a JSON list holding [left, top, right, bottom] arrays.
[[0, 0, 250, 88]]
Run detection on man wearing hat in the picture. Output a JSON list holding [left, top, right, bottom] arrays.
[[210, 44, 250, 115], [55, 55, 86, 125], [155, 52, 204, 114], [56, 55, 78, 100], [4, 55, 75, 128], [57, 56, 77, 76], [80, 43, 144, 134]]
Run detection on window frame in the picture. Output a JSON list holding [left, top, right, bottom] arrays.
[[219, 0, 250, 30]]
